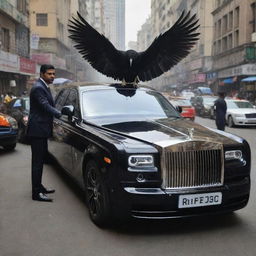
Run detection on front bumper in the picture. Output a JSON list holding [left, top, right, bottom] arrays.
[[233, 117, 256, 126], [0, 130, 18, 146], [113, 176, 250, 219]]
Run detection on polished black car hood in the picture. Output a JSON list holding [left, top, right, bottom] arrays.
[[95, 118, 243, 146]]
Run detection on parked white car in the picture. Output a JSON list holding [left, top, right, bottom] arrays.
[[226, 99, 256, 127]]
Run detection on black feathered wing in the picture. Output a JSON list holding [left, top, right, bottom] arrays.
[[68, 12, 125, 81], [133, 12, 200, 82]]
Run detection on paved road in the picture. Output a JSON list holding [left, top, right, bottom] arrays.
[[0, 117, 255, 256]]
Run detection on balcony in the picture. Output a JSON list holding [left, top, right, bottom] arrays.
[[0, 0, 28, 26]]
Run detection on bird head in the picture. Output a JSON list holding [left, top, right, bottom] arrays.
[[126, 50, 139, 67]]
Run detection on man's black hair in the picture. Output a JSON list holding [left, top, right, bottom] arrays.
[[40, 64, 55, 74]]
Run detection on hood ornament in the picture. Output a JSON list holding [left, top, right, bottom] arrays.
[[188, 128, 194, 139]]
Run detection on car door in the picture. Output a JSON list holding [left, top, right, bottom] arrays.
[[48, 88, 73, 171], [62, 89, 85, 178]]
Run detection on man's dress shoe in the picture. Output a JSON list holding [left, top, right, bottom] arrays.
[[41, 186, 55, 194], [32, 193, 53, 202]]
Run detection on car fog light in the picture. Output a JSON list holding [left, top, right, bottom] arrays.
[[136, 173, 146, 183], [225, 150, 242, 160]]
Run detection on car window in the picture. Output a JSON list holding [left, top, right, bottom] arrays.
[[65, 89, 80, 118], [227, 101, 254, 109], [55, 89, 70, 111], [13, 99, 22, 108], [82, 88, 179, 119]]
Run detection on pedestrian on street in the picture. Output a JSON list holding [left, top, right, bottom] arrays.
[[26, 64, 61, 202], [214, 91, 227, 131]]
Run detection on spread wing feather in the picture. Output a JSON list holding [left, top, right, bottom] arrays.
[[68, 12, 125, 80], [134, 11, 200, 82]]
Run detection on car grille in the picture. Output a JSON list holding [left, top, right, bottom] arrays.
[[161, 141, 224, 189], [245, 113, 256, 118]]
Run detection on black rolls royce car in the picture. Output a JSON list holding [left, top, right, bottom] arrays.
[[48, 83, 251, 227]]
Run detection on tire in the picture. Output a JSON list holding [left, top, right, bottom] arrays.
[[18, 126, 27, 143], [84, 160, 111, 227], [3, 143, 16, 151], [228, 115, 234, 128]]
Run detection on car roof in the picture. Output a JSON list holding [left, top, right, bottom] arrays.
[[53, 82, 156, 93]]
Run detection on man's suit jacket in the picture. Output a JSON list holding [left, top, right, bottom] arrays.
[[27, 79, 60, 138]]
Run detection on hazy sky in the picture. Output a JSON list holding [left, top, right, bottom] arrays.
[[125, 0, 151, 48]]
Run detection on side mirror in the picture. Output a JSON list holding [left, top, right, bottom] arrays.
[[176, 106, 182, 113], [61, 105, 74, 118]]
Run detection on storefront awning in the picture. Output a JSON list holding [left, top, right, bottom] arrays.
[[223, 78, 234, 84], [241, 76, 256, 82]]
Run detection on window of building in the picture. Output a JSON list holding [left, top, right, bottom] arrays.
[[217, 39, 221, 53], [251, 2, 256, 32], [222, 36, 227, 51], [17, 0, 27, 14], [0, 28, 10, 52], [223, 14, 228, 33], [234, 30, 239, 46], [36, 13, 48, 26], [218, 19, 222, 36], [213, 42, 217, 55], [228, 33, 233, 49], [214, 22, 217, 38], [234, 7, 239, 28], [229, 11, 233, 30]]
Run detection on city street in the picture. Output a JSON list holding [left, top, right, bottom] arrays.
[[0, 117, 255, 256]]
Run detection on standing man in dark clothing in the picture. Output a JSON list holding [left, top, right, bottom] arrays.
[[27, 64, 61, 202], [214, 92, 227, 131]]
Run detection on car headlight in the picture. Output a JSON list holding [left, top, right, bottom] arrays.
[[128, 155, 154, 167], [0, 115, 18, 129], [225, 150, 242, 160], [233, 114, 244, 117]]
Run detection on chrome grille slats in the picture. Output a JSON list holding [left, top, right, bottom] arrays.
[[161, 141, 224, 189]]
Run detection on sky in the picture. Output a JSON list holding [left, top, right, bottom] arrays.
[[125, 0, 151, 48]]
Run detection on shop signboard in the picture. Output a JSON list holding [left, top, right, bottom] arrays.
[[0, 50, 19, 72], [19, 57, 36, 75]]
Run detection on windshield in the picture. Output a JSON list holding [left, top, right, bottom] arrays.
[[175, 99, 191, 106], [203, 97, 217, 104], [227, 101, 254, 109], [82, 88, 180, 120]]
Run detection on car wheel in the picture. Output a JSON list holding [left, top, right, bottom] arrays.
[[85, 160, 111, 227], [3, 143, 16, 151], [228, 115, 234, 128]]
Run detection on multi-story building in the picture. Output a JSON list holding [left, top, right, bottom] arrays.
[[104, 0, 125, 50], [149, 0, 214, 90], [137, 17, 152, 52], [30, 0, 71, 80], [211, 0, 256, 101], [29, 0, 88, 83], [0, 0, 35, 96]]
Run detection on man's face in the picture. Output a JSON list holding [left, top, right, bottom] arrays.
[[41, 69, 55, 84]]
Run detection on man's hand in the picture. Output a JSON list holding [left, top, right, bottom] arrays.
[[55, 111, 62, 118]]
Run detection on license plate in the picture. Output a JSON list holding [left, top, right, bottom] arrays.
[[178, 192, 222, 208]]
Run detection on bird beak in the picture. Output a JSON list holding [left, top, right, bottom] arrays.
[[129, 58, 133, 67]]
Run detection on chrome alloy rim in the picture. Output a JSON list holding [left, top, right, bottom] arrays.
[[86, 166, 103, 216]]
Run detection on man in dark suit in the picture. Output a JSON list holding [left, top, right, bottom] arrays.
[[27, 64, 61, 202], [214, 91, 227, 131]]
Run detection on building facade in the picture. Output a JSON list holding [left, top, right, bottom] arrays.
[[211, 0, 256, 102], [0, 0, 35, 96]]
